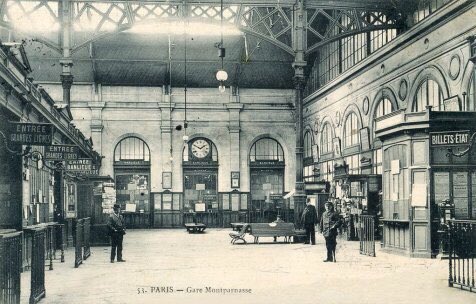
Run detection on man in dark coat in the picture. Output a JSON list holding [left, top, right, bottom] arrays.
[[319, 201, 341, 262], [108, 204, 126, 263], [301, 198, 318, 245]]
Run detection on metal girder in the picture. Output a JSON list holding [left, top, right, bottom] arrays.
[[305, 8, 401, 55], [0, 0, 401, 59]]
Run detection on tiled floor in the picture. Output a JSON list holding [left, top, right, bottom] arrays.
[[20, 229, 475, 304]]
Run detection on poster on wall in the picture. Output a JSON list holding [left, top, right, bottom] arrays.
[[434, 172, 450, 204], [453, 172, 469, 218], [333, 138, 341, 157]]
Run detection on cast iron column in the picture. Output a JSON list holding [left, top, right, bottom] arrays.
[[292, 0, 307, 226]]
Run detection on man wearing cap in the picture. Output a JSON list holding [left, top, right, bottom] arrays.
[[320, 201, 341, 262], [301, 198, 318, 245], [108, 204, 126, 263]]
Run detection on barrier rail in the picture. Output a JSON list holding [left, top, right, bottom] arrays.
[[448, 220, 475, 293], [45, 223, 55, 271], [54, 223, 65, 263], [0, 230, 22, 304], [25, 227, 46, 304], [359, 215, 376, 257], [83, 218, 91, 260], [74, 219, 84, 268]]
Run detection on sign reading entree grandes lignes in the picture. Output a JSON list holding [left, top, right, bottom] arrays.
[[9, 122, 53, 145], [430, 130, 470, 146], [44, 145, 79, 160]]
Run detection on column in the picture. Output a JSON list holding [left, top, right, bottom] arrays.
[[88, 84, 105, 156], [159, 87, 174, 180], [227, 100, 244, 189], [60, 0, 73, 106], [292, 0, 307, 225]]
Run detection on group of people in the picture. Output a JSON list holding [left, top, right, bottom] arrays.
[[107, 199, 342, 264], [301, 198, 342, 262]]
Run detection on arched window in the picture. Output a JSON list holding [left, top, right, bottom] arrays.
[[343, 112, 359, 147], [303, 131, 313, 158], [467, 74, 475, 111], [249, 137, 285, 222], [321, 123, 333, 154], [373, 97, 395, 174], [249, 138, 284, 162], [375, 97, 393, 118], [114, 136, 150, 162], [412, 78, 444, 112], [303, 131, 316, 182]]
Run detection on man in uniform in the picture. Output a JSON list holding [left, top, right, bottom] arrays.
[[108, 204, 126, 263], [301, 198, 318, 245], [319, 201, 341, 262]]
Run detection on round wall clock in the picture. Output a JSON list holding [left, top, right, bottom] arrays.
[[191, 139, 210, 159]]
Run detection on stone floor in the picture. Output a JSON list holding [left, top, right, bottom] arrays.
[[20, 229, 475, 304]]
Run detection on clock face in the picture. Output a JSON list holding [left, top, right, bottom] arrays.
[[191, 139, 210, 159]]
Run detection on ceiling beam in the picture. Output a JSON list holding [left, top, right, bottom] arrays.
[[28, 57, 292, 65], [12, 0, 394, 10]]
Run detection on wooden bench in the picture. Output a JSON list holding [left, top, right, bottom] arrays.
[[230, 222, 247, 231], [184, 223, 207, 233], [249, 222, 296, 244]]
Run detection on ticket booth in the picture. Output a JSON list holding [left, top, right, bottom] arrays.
[[375, 108, 476, 257]]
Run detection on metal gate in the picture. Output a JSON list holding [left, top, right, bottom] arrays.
[[0, 230, 22, 304], [359, 215, 376, 257], [448, 220, 475, 293]]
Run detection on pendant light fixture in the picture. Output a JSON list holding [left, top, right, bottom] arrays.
[[216, 0, 228, 93]]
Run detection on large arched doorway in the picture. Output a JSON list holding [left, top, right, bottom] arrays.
[[249, 137, 285, 223], [113, 136, 151, 228], [182, 137, 220, 227]]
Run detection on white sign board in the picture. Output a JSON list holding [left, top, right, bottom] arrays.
[[411, 184, 427, 207], [391, 160, 400, 174]]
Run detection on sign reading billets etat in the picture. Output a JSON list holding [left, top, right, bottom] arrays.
[[44, 145, 79, 160], [430, 130, 470, 146], [9, 122, 53, 145], [66, 159, 98, 175]]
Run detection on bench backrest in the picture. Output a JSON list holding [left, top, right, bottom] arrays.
[[250, 222, 295, 236]]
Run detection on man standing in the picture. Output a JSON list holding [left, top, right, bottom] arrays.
[[108, 204, 126, 263], [301, 198, 318, 245], [320, 201, 341, 262]]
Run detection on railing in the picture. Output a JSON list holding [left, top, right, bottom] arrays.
[[25, 227, 46, 304], [45, 223, 55, 271], [359, 215, 376, 257], [448, 220, 475, 293], [0, 230, 22, 304], [83, 218, 91, 260], [74, 219, 84, 268], [54, 223, 65, 263]]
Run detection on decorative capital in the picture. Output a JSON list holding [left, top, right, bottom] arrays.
[[60, 74, 74, 89]]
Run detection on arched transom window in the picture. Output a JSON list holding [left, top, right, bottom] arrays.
[[304, 131, 313, 159], [412, 78, 444, 112], [114, 137, 150, 162], [343, 112, 359, 147], [466, 74, 475, 111], [375, 97, 393, 118], [321, 123, 333, 154], [249, 138, 284, 162]]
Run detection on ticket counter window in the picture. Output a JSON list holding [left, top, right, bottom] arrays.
[[115, 174, 150, 213], [249, 138, 285, 222], [183, 173, 218, 212]]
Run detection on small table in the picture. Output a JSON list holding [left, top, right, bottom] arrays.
[[230, 222, 247, 231], [184, 223, 207, 233]]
